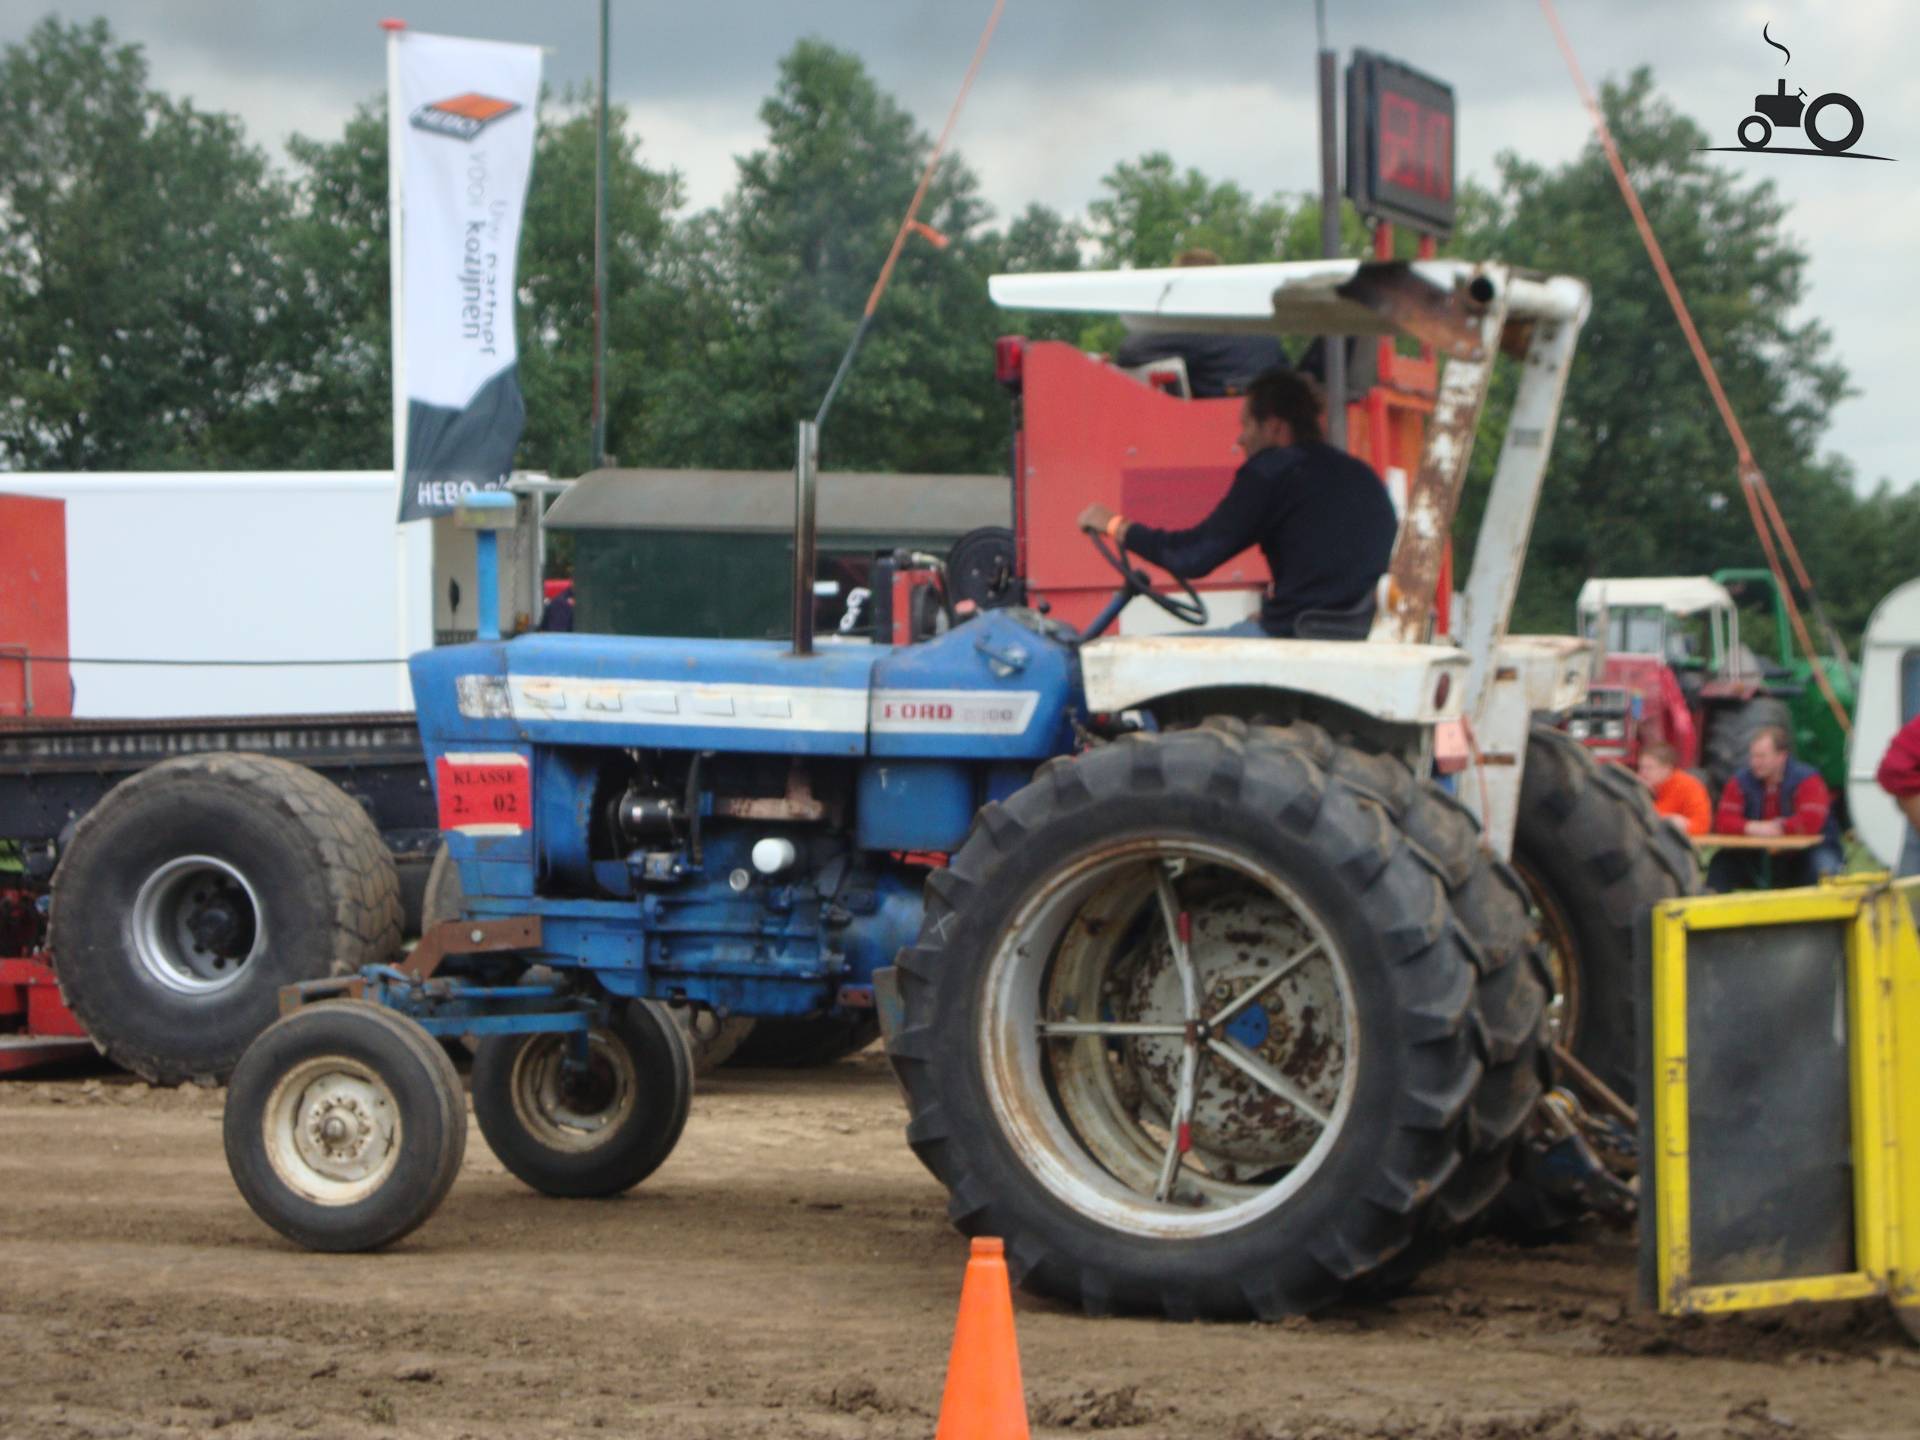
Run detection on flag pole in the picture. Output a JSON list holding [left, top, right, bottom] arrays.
[[381, 18, 413, 687], [382, 18, 408, 493], [590, 0, 610, 469]]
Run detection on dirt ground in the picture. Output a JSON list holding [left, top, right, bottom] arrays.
[[3, 1053, 1918, 1440]]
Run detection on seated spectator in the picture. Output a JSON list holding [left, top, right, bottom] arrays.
[[538, 581, 575, 632], [1113, 248, 1290, 397], [1637, 741, 1710, 836], [1874, 712, 1920, 877], [1708, 725, 1844, 891]]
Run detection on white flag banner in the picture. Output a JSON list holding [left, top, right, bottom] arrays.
[[391, 31, 541, 521]]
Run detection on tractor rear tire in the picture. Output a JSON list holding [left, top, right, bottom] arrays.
[[882, 723, 1482, 1319], [1703, 696, 1794, 798], [724, 1012, 879, 1069], [50, 755, 403, 1086], [471, 1001, 693, 1198], [1305, 731, 1551, 1237], [1513, 724, 1698, 1102], [224, 999, 467, 1252]]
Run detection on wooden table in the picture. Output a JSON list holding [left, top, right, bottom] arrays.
[[1689, 833, 1820, 851]]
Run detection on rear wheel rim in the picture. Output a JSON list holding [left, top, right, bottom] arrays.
[[129, 855, 264, 995], [508, 1030, 638, 1152], [1512, 855, 1582, 1048], [980, 838, 1358, 1240], [263, 1054, 403, 1206]]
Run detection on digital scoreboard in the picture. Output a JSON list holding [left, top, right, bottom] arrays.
[[1346, 50, 1456, 237]]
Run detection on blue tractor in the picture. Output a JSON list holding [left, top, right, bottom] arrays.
[[223, 259, 1691, 1318]]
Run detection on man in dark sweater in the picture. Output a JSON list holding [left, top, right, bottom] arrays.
[[1074, 368, 1398, 637]]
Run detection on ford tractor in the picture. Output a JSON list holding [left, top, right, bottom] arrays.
[[222, 258, 1693, 1320]]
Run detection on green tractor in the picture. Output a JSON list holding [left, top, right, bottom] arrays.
[[1712, 568, 1856, 794]]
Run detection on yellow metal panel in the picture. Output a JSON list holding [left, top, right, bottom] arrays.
[[1847, 902, 1891, 1280], [1650, 901, 1693, 1310], [1889, 884, 1920, 1311], [1669, 889, 1863, 931], [1679, 1273, 1884, 1314], [1649, 880, 1903, 1321]]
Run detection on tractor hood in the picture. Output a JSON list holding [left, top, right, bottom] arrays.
[[407, 610, 1081, 762]]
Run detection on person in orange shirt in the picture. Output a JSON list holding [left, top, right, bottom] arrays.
[[1637, 741, 1711, 836]]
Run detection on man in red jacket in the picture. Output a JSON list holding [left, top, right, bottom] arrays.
[[1709, 725, 1844, 891], [1875, 713, 1920, 876]]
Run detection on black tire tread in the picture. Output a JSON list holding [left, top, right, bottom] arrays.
[[1515, 725, 1699, 1100], [885, 719, 1482, 1319], [51, 753, 403, 1085]]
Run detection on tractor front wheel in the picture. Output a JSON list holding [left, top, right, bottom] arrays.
[[471, 1002, 693, 1198], [224, 1000, 466, 1252]]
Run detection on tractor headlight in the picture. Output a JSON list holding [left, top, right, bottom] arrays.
[[1567, 719, 1591, 739], [1602, 719, 1626, 739]]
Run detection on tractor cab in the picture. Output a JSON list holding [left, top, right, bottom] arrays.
[[1569, 576, 1743, 771], [987, 260, 1442, 641]]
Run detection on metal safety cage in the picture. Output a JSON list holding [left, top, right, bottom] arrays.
[[1641, 878, 1920, 1339]]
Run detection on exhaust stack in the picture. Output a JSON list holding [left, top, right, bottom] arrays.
[[792, 420, 819, 656]]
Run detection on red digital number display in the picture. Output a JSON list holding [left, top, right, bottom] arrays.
[[1346, 52, 1456, 235], [436, 753, 531, 832], [1379, 89, 1452, 205]]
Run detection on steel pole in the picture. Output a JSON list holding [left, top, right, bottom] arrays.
[[1316, 12, 1346, 447], [590, 0, 610, 469]]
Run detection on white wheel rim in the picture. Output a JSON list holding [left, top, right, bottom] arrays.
[[129, 854, 264, 995], [263, 1055, 403, 1206], [980, 839, 1359, 1240], [508, 1030, 638, 1152]]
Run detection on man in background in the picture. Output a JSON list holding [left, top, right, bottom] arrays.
[[1709, 725, 1844, 890], [1638, 741, 1710, 836], [1113, 248, 1289, 398]]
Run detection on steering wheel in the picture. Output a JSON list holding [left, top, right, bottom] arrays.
[[1086, 529, 1209, 627]]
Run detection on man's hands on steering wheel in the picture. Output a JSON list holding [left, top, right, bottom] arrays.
[[1077, 507, 1208, 627]]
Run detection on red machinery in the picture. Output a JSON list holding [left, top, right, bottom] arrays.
[[0, 494, 89, 1072], [1, 494, 74, 720]]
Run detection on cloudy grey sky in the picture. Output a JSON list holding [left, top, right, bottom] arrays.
[[5, 1, 1913, 487]]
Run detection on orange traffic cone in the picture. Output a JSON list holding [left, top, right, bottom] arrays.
[[935, 1237, 1030, 1439]]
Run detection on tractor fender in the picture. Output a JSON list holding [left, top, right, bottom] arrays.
[[1079, 635, 1468, 726]]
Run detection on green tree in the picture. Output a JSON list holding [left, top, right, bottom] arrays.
[[1451, 69, 1878, 640], [512, 91, 685, 479], [1088, 152, 1294, 267], [277, 103, 393, 470], [0, 18, 297, 469], [646, 40, 1016, 475]]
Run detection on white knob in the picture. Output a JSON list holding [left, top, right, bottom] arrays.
[[751, 837, 799, 875]]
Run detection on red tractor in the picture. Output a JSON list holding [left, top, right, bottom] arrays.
[[1569, 574, 1796, 793]]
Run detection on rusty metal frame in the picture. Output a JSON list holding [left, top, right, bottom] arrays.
[[400, 915, 543, 981], [1359, 265, 1511, 646]]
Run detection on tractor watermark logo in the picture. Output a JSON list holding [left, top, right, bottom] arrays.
[[410, 92, 521, 142], [1699, 24, 1893, 162]]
